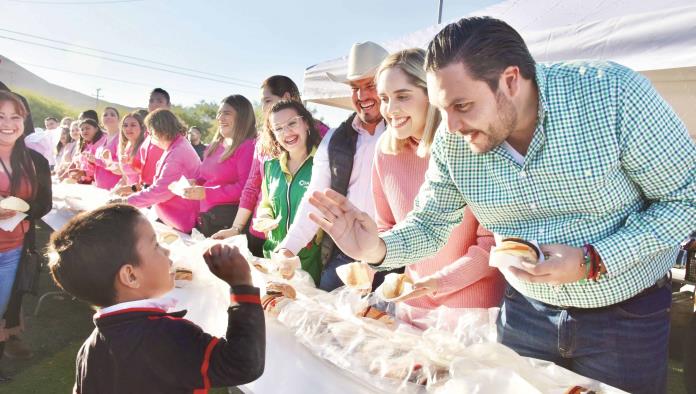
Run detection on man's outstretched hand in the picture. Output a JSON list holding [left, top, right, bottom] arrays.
[[308, 189, 386, 264]]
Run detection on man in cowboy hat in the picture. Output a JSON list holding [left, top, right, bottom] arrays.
[[275, 41, 393, 291]]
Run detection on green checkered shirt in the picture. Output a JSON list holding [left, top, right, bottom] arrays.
[[379, 61, 696, 308]]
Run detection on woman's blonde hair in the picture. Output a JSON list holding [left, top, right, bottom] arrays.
[[207, 95, 257, 162], [375, 48, 441, 157]]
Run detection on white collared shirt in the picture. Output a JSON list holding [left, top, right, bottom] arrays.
[[279, 116, 386, 254], [95, 297, 178, 318]]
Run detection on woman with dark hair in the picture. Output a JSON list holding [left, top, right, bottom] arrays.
[[78, 110, 99, 123], [218, 76, 329, 257], [180, 95, 256, 237], [92, 107, 122, 189], [66, 118, 106, 184], [214, 100, 323, 285], [123, 109, 200, 233], [53, 127, 73, 170], [0, 91, 52, 381]]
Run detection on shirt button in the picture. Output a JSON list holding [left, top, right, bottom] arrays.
[[584, 170, 592, 177], [519, 170, 527, 178], [530, 203, 537, 210], [538, 228, 545, 235]]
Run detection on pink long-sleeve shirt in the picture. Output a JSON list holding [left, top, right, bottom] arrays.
[[132, 134, 164, 185], [371, 137, 504, 310], [127, 135, 201, 233], [93, 134, 122, 190], [196, 138, 255, 213]]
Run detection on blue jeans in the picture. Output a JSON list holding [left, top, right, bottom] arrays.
[[497, 283, 671, 394], [319, 250, 354, 292], [0, 247, 23, 317]]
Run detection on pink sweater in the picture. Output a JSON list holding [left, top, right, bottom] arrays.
[[196, 138, 255, 213], [93, 134, 122, 190], [372, 138, 504, 310], [128, 136, 201, 233]]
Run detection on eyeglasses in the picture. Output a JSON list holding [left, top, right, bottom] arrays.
[[271, 116, 303, 136]]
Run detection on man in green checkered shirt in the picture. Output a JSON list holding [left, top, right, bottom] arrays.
[[308, 17, 695, 394]]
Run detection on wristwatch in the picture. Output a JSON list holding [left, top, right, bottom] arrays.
[[230, 225, 243, 233]]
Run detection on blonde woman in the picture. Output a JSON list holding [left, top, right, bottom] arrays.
[[371, 48, 504, 327]]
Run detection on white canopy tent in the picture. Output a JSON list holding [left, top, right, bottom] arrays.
[[303, 0, 696, 136]]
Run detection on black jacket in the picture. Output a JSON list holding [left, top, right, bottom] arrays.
[[26, 148, 52, 222], [74, 286, 266, 394]]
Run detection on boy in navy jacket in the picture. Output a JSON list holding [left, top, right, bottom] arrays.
[[48, 204, 265, 394]]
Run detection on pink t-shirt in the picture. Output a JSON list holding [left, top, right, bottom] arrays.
[[196, 139, 254, 213], [132, 135, 164, 186], [78, 133, 107, 183]]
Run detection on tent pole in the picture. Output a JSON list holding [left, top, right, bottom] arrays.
[[438, 0, 444, 24]]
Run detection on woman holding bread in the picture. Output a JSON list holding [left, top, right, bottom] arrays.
[[370, 49, 504, 326], [0, 91, 52, 381]]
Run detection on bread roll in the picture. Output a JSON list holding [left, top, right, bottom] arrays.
[[174, 268, 193, 281], [496, 238, 540, 264], [0, 196, 29, 212]]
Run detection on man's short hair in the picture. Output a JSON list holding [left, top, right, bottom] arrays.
[[45, 117, 58, 123], [425, 16, 536, 92], [150, 88, 171, 104], [48, 204, 143, 307]]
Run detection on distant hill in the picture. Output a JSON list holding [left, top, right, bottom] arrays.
[[0, 54, 132, 112]]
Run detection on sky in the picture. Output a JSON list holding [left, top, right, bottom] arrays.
[[0, 0, 501, 126]]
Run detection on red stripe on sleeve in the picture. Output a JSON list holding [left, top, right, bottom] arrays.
[[230, 294, 261, 305], [193, 337, 220, 394]]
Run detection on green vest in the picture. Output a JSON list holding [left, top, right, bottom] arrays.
[[261, 150, 321, 285]]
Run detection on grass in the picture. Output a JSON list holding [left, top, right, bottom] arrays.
[[0, 222, 689, 393]]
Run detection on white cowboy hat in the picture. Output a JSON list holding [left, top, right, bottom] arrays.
[[326, 41, 389, 84]]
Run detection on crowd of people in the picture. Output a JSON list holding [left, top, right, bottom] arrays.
[[0, 15, 693, 394]]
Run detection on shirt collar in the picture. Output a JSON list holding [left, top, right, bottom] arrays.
[[95, 296, 178, 319], [534, 63, 550, 122], [279, 146, 318, 176], [351, 115, 386, 136]]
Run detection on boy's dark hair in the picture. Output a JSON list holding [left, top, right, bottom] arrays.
[[45, 116, 58, 123], [425, 16, 536, 92], [48, 204, 143, 307], [150, 88, 171, 104]]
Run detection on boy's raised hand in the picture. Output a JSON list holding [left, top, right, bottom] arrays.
[[203, 244, 253, 287]]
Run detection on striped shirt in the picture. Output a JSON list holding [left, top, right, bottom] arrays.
[[379, 61, 696, 308]]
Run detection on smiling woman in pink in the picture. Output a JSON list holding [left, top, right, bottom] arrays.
[[181, 95, 256, 237], [125, 109, 200, 233], [67, 118, 106, 184], [116, 112, 146, 185], [93, 107, 122, 189]]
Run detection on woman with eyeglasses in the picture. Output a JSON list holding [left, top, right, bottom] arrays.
[[179, 95, 256, 237], [214, 100, 323, 285]]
